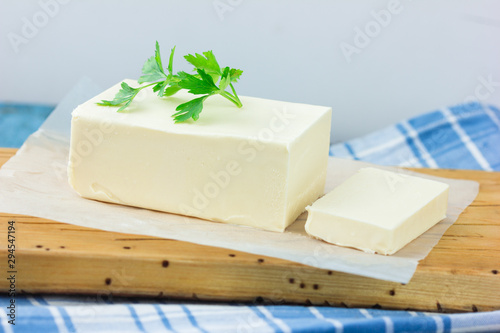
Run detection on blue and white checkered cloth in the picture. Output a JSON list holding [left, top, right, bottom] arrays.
[[1, 101, 500, 332], [1, 295, 499, 333], [330, 102, 500, 171]]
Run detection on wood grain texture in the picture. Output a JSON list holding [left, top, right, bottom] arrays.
[[0, 148, 499, 313]]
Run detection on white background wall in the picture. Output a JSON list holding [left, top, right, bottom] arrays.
[[1, 0, 499, 143]]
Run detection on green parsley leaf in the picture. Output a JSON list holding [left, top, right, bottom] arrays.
[[177, 69, 219, 95], [184, 51, 221, 76], [163, 84, 182, 97], [172, 95, 209, 123], [138, 41, 167, 84], [152, 81, 169, 96], [167, 46, 175, 74], [229, 68, 243, 82], [98, 82, 142, 112]]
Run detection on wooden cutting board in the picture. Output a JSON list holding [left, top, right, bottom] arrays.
[[0, 148, 499, 313]]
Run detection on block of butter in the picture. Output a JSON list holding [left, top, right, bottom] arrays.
[[68, 80, 332, 232], [305, 167, 449, 254]]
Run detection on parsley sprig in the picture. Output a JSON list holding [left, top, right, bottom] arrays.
[[98, 41, 243, 123]]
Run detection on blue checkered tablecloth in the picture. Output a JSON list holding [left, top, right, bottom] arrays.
[[1, 101, 500, 332], [1, 295, 500, 333], [330, 102, 500, 171]]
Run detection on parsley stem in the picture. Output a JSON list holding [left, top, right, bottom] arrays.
[[138, 82, 158, 89], [128, 82, 158, 103], [229, 83, 242, 106], [132, 82, 158, 95], [220, 90, 242, 108]]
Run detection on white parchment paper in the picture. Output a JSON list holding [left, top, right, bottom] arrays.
[[0, 77, 479, 283]]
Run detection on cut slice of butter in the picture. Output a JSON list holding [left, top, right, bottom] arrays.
[[68, 79, 332, 232], [305, 167, 449, 255]]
